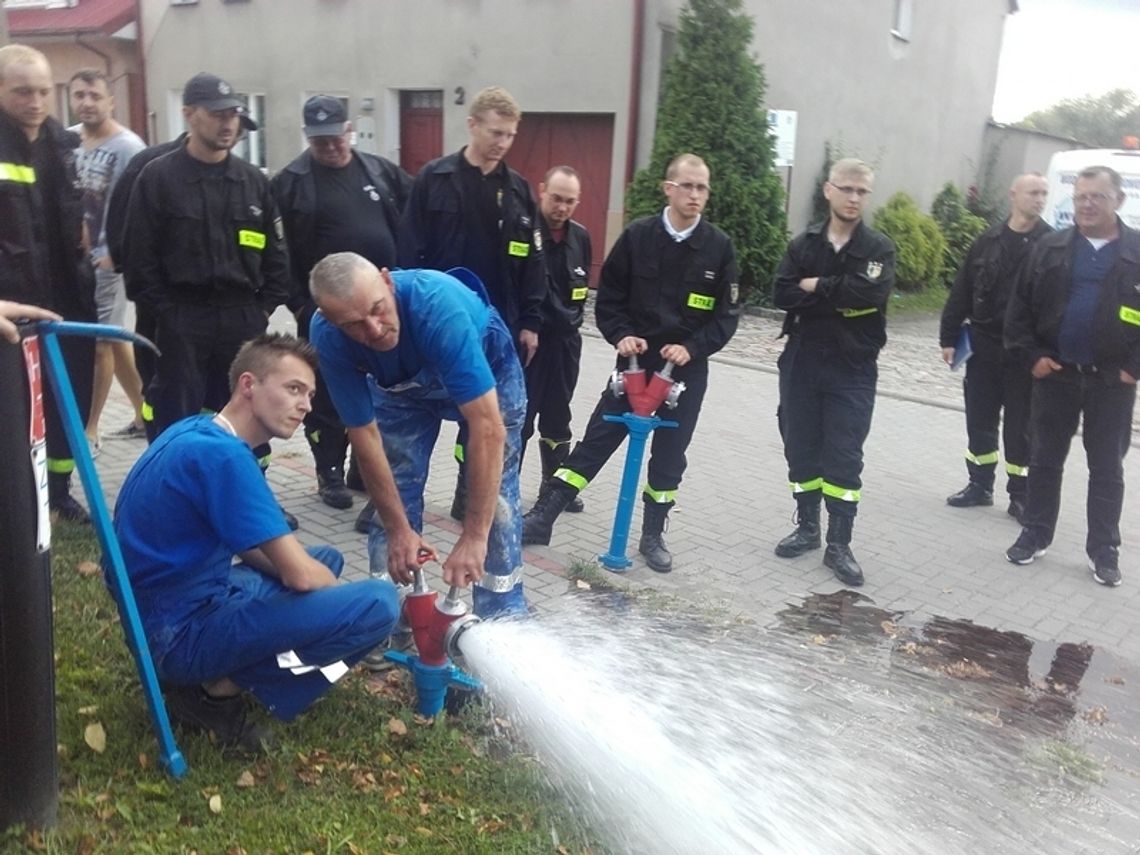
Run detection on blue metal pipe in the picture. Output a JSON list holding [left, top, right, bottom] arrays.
[[598, 412, 677, 571]]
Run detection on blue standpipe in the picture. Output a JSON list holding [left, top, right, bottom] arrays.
[[597, 412, 677, 571], [36, 321, 187, 778], [381, 651, 483, 718]]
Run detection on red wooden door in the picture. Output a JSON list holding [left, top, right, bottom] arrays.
[[510, 113, 615, 284], [400, 91, 443, 177]]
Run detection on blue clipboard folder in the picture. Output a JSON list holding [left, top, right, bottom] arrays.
[[951, 325, 973, 371]]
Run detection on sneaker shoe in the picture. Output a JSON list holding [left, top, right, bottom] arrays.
[[51, 494, 91, 525], [1089, 549, 1122, 587], [109, 421, 146, 441], [1006, 530, 1047, 565], [163, 685, 274, 754], [360, 631, 415, 672], [946, 482, 993, 508]]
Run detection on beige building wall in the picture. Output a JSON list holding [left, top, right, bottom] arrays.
[[139, 0, 1011, 236]]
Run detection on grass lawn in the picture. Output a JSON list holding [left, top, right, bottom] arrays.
[[889, 286, 950, 316], [2, 523, 599, 854]]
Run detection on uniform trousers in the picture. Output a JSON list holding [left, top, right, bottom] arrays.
[[962, 332, 1031, 496]]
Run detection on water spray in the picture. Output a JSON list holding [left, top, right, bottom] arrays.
[[599, 356, 685, 571], [384, 552, 482, 716]]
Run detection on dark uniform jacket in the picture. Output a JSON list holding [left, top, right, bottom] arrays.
[[0, 111, 93, 315], [397, 149, 544, 334], [1004, 220, 1140, 379], [271, 149, 411, 312], [939, 218, 1053, 347], [124, 143, 290, 315], [774, 219, 896, 362], [106, 135, 185, 279], [540, 216, 592, 335], [597, 214, 740, 361]]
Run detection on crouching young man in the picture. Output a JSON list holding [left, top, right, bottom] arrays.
[[113, 334, 399, 750]]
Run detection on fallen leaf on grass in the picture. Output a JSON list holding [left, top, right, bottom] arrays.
[[138, 752, 149, 770], [235, 770, 255, 788], [387, 718, 408, 736], [76, 561, 99, 578], [414, 827, 432, 837], [477, 818, 507, 835], [1082, 705, 1109, 725], [880, 620, 897, 638], [84, 722, 106, 753], [419, 801, 431, 816], [208, 794, 222, 814], [78, 705, 98, 716], [575, 579, 591, 590]]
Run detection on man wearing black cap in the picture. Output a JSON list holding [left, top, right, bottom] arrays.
[[124, 71, 291, 503], [271, 95, 410, 512]]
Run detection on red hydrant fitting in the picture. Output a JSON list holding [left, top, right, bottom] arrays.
[[401, 553, 481, 666], [610, 355, 686, 416]]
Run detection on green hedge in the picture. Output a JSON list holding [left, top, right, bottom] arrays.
[[931, 182, 987, 289], [872, 193, 946, 292]]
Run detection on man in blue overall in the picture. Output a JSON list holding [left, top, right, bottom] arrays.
[[308, 253, 528, 617], [114, 334, 399, 750]]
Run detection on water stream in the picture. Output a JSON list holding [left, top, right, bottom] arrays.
[[455, 590, 1140, 854]]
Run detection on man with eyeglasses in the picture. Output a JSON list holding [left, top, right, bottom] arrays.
[[523, 153, 740, 574], [771, 158, 896, 587], [939, 173, 1052, 522], [398, 85, 545, 525], [1004, 165, 1139, 587], [272, 96, 411, 514], [521, 165, 592, 511], [124, 72, 294, 523]]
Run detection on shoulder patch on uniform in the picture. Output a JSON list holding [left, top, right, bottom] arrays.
[[866, 260, 884, 280], [363, 183, 380, 201], [533, 228, 543, 253]]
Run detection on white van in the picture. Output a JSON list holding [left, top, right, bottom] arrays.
[[1042, 148, 1140, 230]]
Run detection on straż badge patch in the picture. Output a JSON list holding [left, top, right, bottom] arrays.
[[866, 261, 884, 280]]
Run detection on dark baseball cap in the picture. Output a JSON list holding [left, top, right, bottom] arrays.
[[182, 72, 258, 130], [303, 95, 349, 138]]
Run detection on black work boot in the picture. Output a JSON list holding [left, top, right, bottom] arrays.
[[49, 471, 90, 524], [317, 466, 354, 510], [774, 499, 821, 558], [946, 481, 994, 508], [539, 439, 584, 513], [823, 513, 864, 587], [638, 500, 674, 573], [521, 481, 577, 545], [345, 460, 365, 492], [450, 467, 467, 521], [163, 685, 274, 755]]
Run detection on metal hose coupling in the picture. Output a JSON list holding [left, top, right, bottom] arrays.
[[443, 613, 482, 661]]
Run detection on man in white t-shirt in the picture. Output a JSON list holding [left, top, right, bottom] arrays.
[[69, 68, 147, 447]]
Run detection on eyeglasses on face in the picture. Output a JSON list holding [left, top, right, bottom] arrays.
[[1073, 192, 1117, 206], [828, 182, 872, 198], [666, 180, 711, 195]]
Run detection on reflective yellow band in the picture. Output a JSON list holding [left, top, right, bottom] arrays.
[[790, 478, 823, 494], [140, 401, 154, 422], [1006, 462, 1029, 477], [540, 437, 570, 450], [47, 457, 75, 474], [0, 163, 35, 183], [1120, 305, 1140, 327], [309, 429, 322, 444], [687, 293, 716, 311], [508, 240, 530, 258], [839, 307, 878, 318], [821, 480, 860, 502], [642, 484, 677, 503], [238, 229, 266, 250], [553, 468, 588, 491], [965, 450, 999, 466], [453, 443, 464, 464], [571, 287, 588, 301], [258, 453, 272, 469]]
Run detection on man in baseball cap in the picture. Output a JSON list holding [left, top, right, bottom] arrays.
[[182, 71, 257, 131], [302, 95, 349, 138]]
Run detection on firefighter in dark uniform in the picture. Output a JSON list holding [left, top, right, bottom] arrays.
[[398, 85, 544, 521], [0, 44, 97, 522], [271, 95, 411, 511], [939, 173, 1051, 521], [124, 72, 290, 453], [772, 158, 895, 587], [1004, 165, 1139, 588], [523, 153, 740, 573], [523, 165, 592, 512]]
